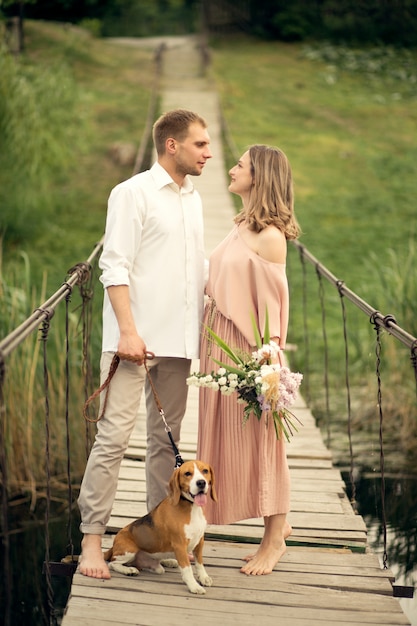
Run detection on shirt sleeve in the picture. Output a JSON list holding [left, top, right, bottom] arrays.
[[99, 183, 144, 289]]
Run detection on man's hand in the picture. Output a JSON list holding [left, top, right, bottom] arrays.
[[117, 332, 147, 365]]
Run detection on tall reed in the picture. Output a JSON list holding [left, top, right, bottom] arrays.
[[1, 253, 99, 503]]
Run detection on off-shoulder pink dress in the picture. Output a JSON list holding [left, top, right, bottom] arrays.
[[197, 225, 291, 525]]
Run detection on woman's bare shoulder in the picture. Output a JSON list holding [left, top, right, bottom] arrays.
[[257, 226, 287, 263]]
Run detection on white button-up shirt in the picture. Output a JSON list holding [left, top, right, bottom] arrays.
[[99, 162, 205, 358]]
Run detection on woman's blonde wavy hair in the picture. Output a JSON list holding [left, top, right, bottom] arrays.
[[234, 144, 301, 240]]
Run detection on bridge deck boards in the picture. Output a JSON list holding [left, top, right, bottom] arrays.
[[61, 389, 409, 626]]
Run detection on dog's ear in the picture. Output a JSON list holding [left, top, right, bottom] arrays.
[[208, 464, 217, 502], [168, 467, 182, 506]]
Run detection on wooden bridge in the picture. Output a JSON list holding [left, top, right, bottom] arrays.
[[61, 35, 410, 626]]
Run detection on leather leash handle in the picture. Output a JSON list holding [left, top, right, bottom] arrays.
[[82, 351, 154, 423]]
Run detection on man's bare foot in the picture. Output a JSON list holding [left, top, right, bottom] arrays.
[[240, 540, 287, 575], [243, 521, 292, 562], [79, 534, 111, 579]]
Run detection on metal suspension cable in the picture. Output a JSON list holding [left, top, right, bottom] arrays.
[[371, 316, 388, 569], [298, 245, 311, 403], [336, 280, 356, 510], [316, 271, 331, 448], [39, 315, 57, 626], [64, 293, 75, 565], [79, 262, 96, 459], [0, 357, 11, 626], [291, 240, 417, 353]]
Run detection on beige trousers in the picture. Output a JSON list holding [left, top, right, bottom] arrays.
[[78, 352, 191, 535]]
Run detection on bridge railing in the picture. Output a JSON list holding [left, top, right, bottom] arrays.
[[289, 239, 417, 567]]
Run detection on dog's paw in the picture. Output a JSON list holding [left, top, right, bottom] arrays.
[[181, 566, 207, 594], [188, 582, 206, 595], [146, 563, 165, 575], [160, 558, 178, 569], [125, 566, 140, 576], [197, 573, 213, 587], [195, 563, 213, 587], [109, 562, 139, 576]]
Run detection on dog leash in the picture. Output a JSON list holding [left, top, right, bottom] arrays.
[[83, 351, 184, 468], [142, 354, 184, 468]]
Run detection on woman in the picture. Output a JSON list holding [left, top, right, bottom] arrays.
[[197, 144, 301, 576]]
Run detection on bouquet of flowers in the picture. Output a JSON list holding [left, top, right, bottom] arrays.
[[187, 312, 303, 441]]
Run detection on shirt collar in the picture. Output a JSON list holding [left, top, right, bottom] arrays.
[[151, 161, 195, 194]]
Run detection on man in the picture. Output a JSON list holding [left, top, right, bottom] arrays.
[[78, 109, 212, 579]]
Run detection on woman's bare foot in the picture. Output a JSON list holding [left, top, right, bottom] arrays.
[[79, 534, 111, 579], [243, 520, 292, 562], [284, 520, 292, 539], [240, 540, 287, 575]]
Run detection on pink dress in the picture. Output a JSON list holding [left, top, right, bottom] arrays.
[[197, 225, 291, 525]]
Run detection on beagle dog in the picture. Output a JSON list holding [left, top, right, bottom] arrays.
[[103, 460, 217, 594]]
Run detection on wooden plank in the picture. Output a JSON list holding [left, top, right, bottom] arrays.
[[108, 502, 366, 533], [208, 566, 395, 595], [116, 465, 347, 494], [105, 516, 367, 552], [62, 571, 410, 626], [203, 542, 391, 574], [62, 595, 410, 626], [290, 467, 345, 480], [106, 514, 367, 540], [205, 527, 367, 551], [112, 486, 351, 507], [113, 491, 345, 514], [62, 596, 410, 626], [119, 457, 343, 478], [67, 572, 404, 613], [288, 458, 334, 469], [212, 512, 367, 532]]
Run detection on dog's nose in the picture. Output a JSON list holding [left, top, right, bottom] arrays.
[[196, 479, 207, 490]]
